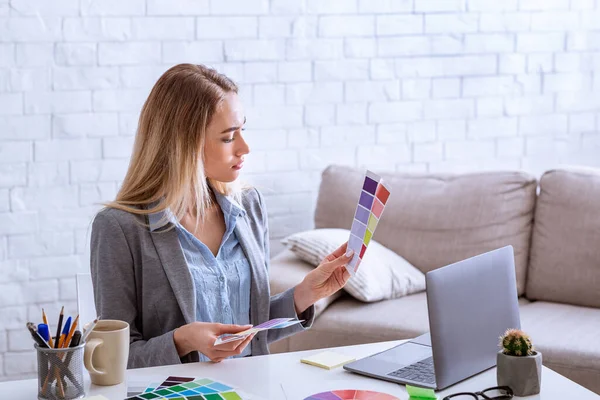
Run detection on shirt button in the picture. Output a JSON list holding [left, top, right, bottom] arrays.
[[219, 276, 224, 282]]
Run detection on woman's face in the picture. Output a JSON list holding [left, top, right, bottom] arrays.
[[204, 92, 249, 183]]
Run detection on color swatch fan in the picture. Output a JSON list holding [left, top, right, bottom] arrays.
[[214, 318, 303, 346], [304, 390, 400, 400], [347, 171, 390, 275], [125, 376, 251, 399]]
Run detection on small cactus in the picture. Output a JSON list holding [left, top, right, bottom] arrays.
[[500, 329, 535, 357]]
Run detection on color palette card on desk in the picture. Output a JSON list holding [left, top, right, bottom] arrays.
[[281, 378, 403, 400], [214, 318, 303, 346], [347, 170, 391, 275], [125, 375, 255, 399], [305, 390, 400, 400]]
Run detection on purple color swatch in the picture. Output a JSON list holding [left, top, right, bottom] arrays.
[[354, 205, 370, 224], [358, 191, 374, 210], [363, 176, 378, 195], [350, 220, 367, 239]]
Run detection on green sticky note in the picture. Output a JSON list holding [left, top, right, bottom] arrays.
[[406, 384, 437, 399]]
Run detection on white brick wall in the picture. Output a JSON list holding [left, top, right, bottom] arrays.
[[1, 0, 599, 381]]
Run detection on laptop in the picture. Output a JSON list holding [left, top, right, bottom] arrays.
[[343, 245, 521, 391]]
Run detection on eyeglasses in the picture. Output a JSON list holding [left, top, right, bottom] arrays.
[[443, 386, 513, 400]]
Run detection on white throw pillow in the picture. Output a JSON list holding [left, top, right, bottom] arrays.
[[281, 228, 426, 302]]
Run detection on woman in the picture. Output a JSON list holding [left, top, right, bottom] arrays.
[[90, 63, 354, 368]]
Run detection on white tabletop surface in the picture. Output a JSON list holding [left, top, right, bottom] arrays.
[[2, 340, 598, 400]]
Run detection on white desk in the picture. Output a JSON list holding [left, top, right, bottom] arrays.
[[2, 341, 598, 400]]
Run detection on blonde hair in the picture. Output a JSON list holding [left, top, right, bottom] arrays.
[[106, 63, 243, 227]]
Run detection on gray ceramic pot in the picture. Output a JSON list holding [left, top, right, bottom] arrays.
[[497, 351, 542, 396]]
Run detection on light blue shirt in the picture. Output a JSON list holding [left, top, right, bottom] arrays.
[[149, 192, 252, 361]]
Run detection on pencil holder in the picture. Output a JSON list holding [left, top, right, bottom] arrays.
[[36, 343, 86, 400]]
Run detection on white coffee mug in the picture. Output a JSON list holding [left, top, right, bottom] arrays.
[[83, 319, 129, 386]]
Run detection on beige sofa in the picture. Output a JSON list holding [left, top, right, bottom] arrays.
[[269, 165, 600, 394]]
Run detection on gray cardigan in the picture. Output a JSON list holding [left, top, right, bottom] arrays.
[[90, 188, 314, 368]]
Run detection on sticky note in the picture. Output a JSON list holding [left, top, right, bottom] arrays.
[[300, 351, 356, 370], [406, 384, 437, 399]]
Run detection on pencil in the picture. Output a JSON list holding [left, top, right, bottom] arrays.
[[61, 315, 79, 349], [42, 308, 54, 348], [54, 306, 64, 349], [55, 368, 65, 398]]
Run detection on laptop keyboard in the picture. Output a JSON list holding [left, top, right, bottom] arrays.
[[388, 356, 436, 385]]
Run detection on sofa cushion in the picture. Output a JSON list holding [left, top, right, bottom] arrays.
[[314, 165, 537, 295], [520, 301, 600, 394], [269, 249, 343, 318], [526, 168, 600, 307], [282, 228, 426, 302]]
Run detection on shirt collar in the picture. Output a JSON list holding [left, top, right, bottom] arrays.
[[148, 191, 246, 232]]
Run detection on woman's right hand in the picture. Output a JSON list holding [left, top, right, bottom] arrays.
[[173, 322, 254, 363]]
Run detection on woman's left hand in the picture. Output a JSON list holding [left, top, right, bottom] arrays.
[[293, 242, 354, 315]]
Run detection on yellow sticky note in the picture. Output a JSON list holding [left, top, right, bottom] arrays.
[[300, 351, 356, 370]]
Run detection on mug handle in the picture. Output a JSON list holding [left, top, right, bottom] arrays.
[[84, 338, 106, 377]]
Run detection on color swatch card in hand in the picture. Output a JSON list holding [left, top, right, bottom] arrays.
[[214, 318, 303, 346], [347, 170, 391, 275]]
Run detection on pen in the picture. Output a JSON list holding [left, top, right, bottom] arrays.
[[62, 315, 79, 349], [58, 316, 71, 348], [54, 306, 64, 349], [42, 308, 55, 348], [37, 324, 50, 344], [69, 331, 82, 348], [26, 322, 49, 348], [34, 323, 51, 398]]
